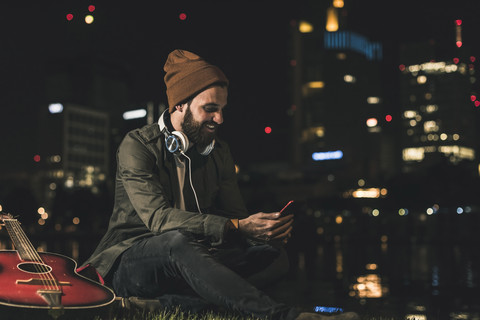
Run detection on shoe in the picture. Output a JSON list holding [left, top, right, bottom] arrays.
[[295, 311, 360, 320]]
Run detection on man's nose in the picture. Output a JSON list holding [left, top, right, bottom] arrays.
[[213, 111, 223, 125]]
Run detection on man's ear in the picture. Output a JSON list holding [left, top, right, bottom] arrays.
[[175, 104, 184, 113]]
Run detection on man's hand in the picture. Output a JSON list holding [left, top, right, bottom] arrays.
[[238, 212, 293, 244]]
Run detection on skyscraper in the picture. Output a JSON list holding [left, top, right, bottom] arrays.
[[399, 43, 478, 176], [289, 0, 392, 200]]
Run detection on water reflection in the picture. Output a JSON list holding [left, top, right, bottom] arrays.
[[351, 273, 387, 298], [283, 237, 480, 319], [1, 233, 479, 319]]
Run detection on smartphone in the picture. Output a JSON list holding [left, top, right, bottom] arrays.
[[279, 200, 295, 216]]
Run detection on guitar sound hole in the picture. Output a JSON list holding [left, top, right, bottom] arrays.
[[18, 262, 52, 274]]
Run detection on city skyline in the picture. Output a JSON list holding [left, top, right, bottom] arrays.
[[1, 0, 480, 171]]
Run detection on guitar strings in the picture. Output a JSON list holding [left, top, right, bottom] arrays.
[[5, 219, 61, 292], [5, 219, 52, 288], [12, 219, 59, 290], [9, 219, 59, 290]]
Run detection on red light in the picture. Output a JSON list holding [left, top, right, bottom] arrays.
[[264, 127, 272, 134], [470, 56, 476, 63], [385, 115, 392, 122], [398, 64, 406, 71], [33, 155, 41, 162], [66, 13, 74, 21], [455, 19, 462, 26], [453, 58, 459, 64], [456, 41, 463, 48], [179, 13, 187, 20], [88, 5, 96, 12], [475, 101, 480, 107], [471, 95, 477, 101]]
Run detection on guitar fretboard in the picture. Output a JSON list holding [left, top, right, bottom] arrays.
[[3, 218, 39, 261]]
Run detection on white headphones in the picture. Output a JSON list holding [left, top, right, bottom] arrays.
[[158, 110, 215, 156]]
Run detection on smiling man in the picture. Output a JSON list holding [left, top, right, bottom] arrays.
[[80, 49, 358, 320]]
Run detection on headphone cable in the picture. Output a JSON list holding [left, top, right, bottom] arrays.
[[181, 151, 203, 214]]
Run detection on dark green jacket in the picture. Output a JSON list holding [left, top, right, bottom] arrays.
[[81, 123, 249, 278]]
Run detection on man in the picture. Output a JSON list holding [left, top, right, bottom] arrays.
[[80, 49, 359, 320]]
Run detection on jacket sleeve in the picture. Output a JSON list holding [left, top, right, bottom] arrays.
[[213, 141, 249, 219], [118, 132, 230, 245]]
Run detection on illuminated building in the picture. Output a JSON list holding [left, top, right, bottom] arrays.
[[289, 0, 393, 193], [398, 43, 478, 175], [34, 103, 110, 216]]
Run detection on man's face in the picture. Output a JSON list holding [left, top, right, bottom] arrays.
[[181, 85, 227, 149]]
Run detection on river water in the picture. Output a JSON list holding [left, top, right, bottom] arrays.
[[1, 221, 479, 319]]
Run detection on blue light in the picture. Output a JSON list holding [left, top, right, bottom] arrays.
[[48, 103, 63, 114], [314, 306, 343, 314], [324, 31, 383, 61], [312, 150, 343, 161]]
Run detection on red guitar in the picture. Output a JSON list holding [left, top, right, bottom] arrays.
[[0, 211, 115, 311]]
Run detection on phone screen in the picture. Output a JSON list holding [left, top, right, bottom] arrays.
[[279, 200, 294, 216]]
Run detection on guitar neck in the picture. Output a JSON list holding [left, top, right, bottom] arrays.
[[3, 218, 39, 261]]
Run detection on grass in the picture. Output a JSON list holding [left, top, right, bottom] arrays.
[[99, 304, 401, 320], [104, 308, 401, 320], [101, 306, 267, 320]]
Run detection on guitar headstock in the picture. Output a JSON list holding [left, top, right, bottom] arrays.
[[0, 210, 14, 226]]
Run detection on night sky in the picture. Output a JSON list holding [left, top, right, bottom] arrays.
[[1, 0, 480, 170]]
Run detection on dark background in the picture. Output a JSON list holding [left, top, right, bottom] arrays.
[[1, 2, 480, 317], [2, 0, 480, 168]]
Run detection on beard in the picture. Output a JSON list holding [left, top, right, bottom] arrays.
[[182, 106, 217, 150]]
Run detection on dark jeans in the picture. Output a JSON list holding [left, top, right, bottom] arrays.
[[112, 230, 300, 320]]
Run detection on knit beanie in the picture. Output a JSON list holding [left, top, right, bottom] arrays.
[[164, 49, 229, 113]]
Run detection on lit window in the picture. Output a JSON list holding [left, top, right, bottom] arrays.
[[425, 104, 438, 113], [85, 15, 94, 24], [299, 20, 313, 33], [366, 118, 378, 127], [352, 188, 380, 198], [344, 75, 356, 83], [438, 145, 475, 160], [408, 65, 420, 73], [403, 147, 425, 161], [333, 0, 344, 8], [417, 75, 427, 84], [325, 7, 338, 32], [48, 103, 64, 114], [367, 97, 381, 104], [315, 127, 325, 137], [123, 109, 147, 120], [312, 150, 343, 161], [403, 110, 417, 118], [307, 81, 325, 88], [424, 121, 439, 133]]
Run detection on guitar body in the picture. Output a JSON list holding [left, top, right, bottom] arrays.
[[0, 250, 115, 309]]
